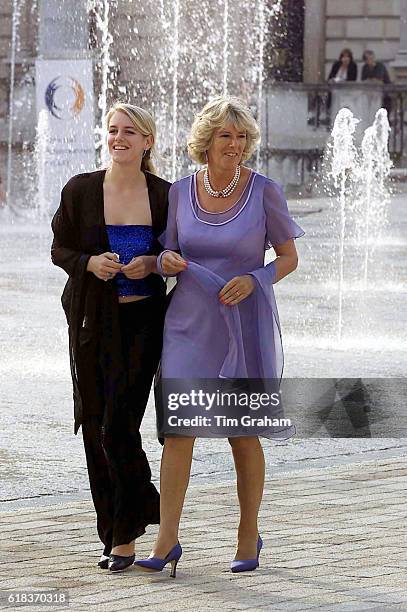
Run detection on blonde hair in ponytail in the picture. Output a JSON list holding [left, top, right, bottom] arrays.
[[105, 102, 157, 174]]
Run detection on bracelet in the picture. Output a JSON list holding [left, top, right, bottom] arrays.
[[156, 250, 171, 276]]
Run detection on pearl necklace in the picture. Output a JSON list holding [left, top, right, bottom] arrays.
[[203, 164, 241, 198]]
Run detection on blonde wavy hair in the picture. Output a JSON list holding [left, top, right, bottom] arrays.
[[105, 102, 157, 174], [187, 96, 260, 165]]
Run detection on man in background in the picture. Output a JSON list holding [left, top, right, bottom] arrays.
[[361, 50, 391, 84], [361, 50, 392, 117]]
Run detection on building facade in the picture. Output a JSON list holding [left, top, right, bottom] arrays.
[[0, 0, 405, 195]]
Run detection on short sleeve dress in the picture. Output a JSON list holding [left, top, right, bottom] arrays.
[[159, 170, 304, 437]]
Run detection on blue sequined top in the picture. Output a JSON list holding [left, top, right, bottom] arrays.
[[106, 225, 160, 297]]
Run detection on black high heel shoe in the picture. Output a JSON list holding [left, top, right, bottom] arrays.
[[98, 554, 110, 570], [108, 553, 136, 572]]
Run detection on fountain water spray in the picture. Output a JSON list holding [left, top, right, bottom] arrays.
[[5, 0, 286, 211], [171, 0, 180, 181], [255, 0, 266, 172], [91, 0, 115, 165], [6, 0, 23, 208], [326, 107, 392, 341], [222, 0, 229, 95], [329, 108, 359, 340], [359, 109, 392, 287], [35, 109, 51, 219], [154, 0, 276, 178]]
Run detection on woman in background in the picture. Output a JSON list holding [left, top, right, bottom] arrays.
[[328, 48, 357, 82]]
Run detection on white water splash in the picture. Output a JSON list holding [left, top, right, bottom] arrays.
[[171, 0, 180, 181], [330, 108, 359, 340], [6, 0, 23, 207], [222, 0, 229, 96], [91, 0, 115, 165], [359, 109, 392, 287], [255, 0, 266, 172], [35, 110, 51, 219]]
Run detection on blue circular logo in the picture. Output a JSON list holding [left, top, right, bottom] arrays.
[[45, 76, 85, 120]]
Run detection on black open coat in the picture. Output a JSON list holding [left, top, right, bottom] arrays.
[[51, 169, 171, 434], [328, 60, 357, 81]]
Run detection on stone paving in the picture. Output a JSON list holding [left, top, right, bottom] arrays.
[[1, 456, 407, 612], [2, 204, 407, 503]]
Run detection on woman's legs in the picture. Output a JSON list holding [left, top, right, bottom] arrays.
[[108, 297, 165, 555], [229, 436, 265, 560], [149, 437, 195, 558], [138, 435, 263, 563], [82, 415, 114, 556], [79, 335, 115, 557]]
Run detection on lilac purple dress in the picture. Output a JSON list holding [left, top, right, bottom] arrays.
[[158, 170, 304, 438]]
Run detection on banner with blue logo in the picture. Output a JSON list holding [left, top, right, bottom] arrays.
[[35, 59, 95, 212]]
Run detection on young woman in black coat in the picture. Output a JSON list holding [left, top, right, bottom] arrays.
[[328, 48, 357, 82], [51, 103, 170, 572]]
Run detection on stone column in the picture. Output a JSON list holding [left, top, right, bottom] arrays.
[[390, 0, 407, 82], [303, 0, 326, 83]]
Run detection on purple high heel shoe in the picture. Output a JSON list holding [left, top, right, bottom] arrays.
[[230, 535, 263, 573], [134, 543, 182, 578]]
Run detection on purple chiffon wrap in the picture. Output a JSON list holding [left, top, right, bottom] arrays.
[[158, 170, 304, 439]]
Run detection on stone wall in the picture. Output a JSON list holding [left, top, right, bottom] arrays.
[[1, 0, 15, 177], [0, 0, 39, 180], [0, 0, 403, 190], [0, 2, 12, 120], [90, 0, 272, 177], [1, 0, 403, 133], [1, 0, 277, 187], [325, 0, 401, 79]]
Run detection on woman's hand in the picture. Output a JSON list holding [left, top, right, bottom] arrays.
[[121, 255, 155, 279], [219, 275, 255, 306], [161, 250, 188, 275], [87, 252, 122, 281]]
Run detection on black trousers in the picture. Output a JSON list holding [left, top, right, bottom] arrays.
[[81, 295, 165, 552]]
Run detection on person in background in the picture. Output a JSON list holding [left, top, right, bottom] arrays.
[[361, 50, 392, 116], [328, 48, 357, 82], [361, 50, 391, 84]]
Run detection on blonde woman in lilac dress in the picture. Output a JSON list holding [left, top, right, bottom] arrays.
[[135, 96, 304, 576]]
